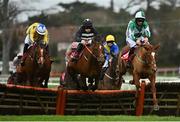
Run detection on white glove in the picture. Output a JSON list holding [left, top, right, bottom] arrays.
[[88, 39, 92, 44], [102, 60, 109, 68], [81, 40, 86, 44]]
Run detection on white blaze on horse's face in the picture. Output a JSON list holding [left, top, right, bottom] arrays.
[[39, 49, 44, 64], [151, 52, 155, 59], [151, 52, 157, 71]]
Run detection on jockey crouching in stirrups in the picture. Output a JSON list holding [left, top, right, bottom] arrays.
[[125, 10, 151, 68], [71, 18, 98, 62], [21, 22, 49, 66], [100, 34, 119, 80]]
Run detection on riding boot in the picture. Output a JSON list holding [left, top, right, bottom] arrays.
[[100, 67, 108, 80], [71, 43, 84, 62], [21, 44, 29, 66], [127, 47, 135, 68]]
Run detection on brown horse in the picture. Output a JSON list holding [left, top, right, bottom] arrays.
[[118, 43, 160, 110], [98, 55, 122, 90], [16, 42, 52, 87], [64, 36, 104, 91]]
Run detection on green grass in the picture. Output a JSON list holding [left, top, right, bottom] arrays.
[[0, 115, 180, 121]]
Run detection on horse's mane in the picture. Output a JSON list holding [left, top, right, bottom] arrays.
[[141, 44, 153, 52]]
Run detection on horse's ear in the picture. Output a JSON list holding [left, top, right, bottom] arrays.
[[153, 43, 160, 51], [94, 35, 102, 43]]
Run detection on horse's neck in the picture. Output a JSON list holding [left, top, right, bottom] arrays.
[[136, 46, 146, 56]]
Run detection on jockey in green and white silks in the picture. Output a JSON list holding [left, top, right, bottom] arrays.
[[126, 11, 151, 48], [125, 10, 151, 68]]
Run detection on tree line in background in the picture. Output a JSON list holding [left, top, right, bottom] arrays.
[[0, 0, 180, 74]]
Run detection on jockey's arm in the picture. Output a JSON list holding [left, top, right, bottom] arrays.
[[126, 21, 136, 42], [103, 51, 110, 68], [75, 28, 82, 42], [104, 49, 110, 61], [144, 23, 151, 38], [110, 45, 119, 58]]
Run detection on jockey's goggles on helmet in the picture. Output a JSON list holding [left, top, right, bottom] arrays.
[[34, 31, 44, 41], [136, 18, 145, 22], [84, 26, 92, 29], [107, 41, 114, 43]]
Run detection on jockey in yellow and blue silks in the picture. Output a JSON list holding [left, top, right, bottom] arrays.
[[99, 34, 119, 80], [21, 22, 49, 66], [24, 22, 49, 53], [102, 34, 119, 69]]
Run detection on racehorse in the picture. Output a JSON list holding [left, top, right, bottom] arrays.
[[98, 55, 122, 90], [118, 43, 160, 110], [64, 36, 104, 91], [16, 42, 52, 87]]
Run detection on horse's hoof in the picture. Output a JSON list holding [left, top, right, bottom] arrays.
[[91, 85, 97, 91], [82, 86, 88, 91], [153, 104, 159, 111]]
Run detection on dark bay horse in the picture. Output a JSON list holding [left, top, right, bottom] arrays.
[[98, 55, 122, 90], [118, 43, 160, 110], [64, 37, 104, 91], [16, 42, 52, 87]]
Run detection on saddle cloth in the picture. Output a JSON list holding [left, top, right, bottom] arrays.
[[121, 51, 129, 62]]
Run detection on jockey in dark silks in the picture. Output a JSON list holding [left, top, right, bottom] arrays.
[[100, 34, 119, 80], [71, 18, 98, 61]]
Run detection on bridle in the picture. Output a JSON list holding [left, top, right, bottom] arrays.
[[83, 42, 104, 63], [135, 45, 157, 71]]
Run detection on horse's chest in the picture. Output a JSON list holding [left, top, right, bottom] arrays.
[[139, 69, 154, 78]]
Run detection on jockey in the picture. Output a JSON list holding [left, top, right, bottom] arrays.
[[100, 34, 119, 80], [21, 22, 49, 66], [71, 18, 98, 61], [125, 10, 151, 67]]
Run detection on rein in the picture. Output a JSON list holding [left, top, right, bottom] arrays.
[[84, 44, 99, 59], [104, 73, 119, 80], [135, 51, 147, 64], [134, 47, 149, 64]]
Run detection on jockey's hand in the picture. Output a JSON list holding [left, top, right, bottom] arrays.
[[109, 58, 113, 63], [136, 39, 141, 46], [110, 52, 116, 58], [88, 39, 92, 44], [81, 40, 86, 44], [143, 37, 149, 44]]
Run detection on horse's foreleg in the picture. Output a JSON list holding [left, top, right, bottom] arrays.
[[91, 77, 98, 91], [149, 75, 159, 111], [72, 74, 81, 90], [80, 76, 88, 91], [44, 75, 50, 88], [133, 73, 140, 105]]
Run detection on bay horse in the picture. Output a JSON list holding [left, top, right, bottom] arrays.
[[98, 55, 122, 90], [118, 43, 160, 110], [16, 42, 52, 87], [64, 36, 104, 91]]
